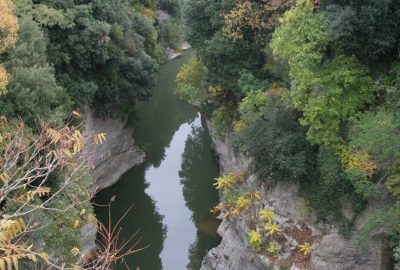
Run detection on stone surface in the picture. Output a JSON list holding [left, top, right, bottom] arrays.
[[78, 223, 97, 264], [201, 118, 392, 270], [83, 105, 145, 190]]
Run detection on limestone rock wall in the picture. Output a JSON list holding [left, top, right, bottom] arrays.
[[83, 105, 145, 190], [201, 119, 392, 270]]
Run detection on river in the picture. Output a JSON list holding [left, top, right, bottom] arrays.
[[95, 52, 221, 270]]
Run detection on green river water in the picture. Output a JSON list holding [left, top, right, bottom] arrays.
[[95, 52, 221, 270]]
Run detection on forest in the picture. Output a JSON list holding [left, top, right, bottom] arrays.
[[1, 0, 400, 268], [177, 0, 400, 268], [0, 0, 181, 268]]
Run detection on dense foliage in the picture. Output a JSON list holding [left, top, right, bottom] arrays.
[[1, 0, 164, 123], [0, 0, 177, 268], [181, 0, 400, 265]]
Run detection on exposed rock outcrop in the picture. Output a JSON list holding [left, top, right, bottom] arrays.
[[83, 105, 145, 190], [201, 119, 392, 270]]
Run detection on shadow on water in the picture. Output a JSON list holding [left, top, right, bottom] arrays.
[[95, 52, 221, 270]]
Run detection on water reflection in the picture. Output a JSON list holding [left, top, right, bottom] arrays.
[[179, 120, 221, 269], [95, 164, 166, 270], [95, 53, 220, 269]]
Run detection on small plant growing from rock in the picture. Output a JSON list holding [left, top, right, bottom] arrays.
[[260, 209, 275, 223], [264, 222, 282, 236], [248, 230, 262, 251], [214, 173, 237, 190], [267, 241, 279, 255], [298, 242, 313, 256]]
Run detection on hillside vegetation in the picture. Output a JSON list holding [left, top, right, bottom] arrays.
[[0, 0, 172, 268], [178, 0, 400, 266]]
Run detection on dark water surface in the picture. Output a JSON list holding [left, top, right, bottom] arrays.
[[95, 52, 221, 270]]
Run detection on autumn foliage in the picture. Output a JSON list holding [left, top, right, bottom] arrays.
[[0, 0, 18, 54]]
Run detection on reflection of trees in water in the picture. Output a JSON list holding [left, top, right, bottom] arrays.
[[187, 232, 221, 270], [179, 119, 221, 269], [127, 53, 198, 168], [95, 165, 166, 270]]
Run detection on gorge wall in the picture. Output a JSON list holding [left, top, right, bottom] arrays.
[[83, 105, 146, 190], [201, 119, 392, 270]]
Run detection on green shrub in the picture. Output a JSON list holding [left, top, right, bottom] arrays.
[[212, 105, 235, 135], [234, 97, 312, 181]]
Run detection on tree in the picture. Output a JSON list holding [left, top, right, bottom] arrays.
[[13, 0, 159, 112], [0, 115, 142, 269], [223, 0, 292, 41], [271, 0, 375, 146], [324, 0, 400, 64], [0, 0, 18, 94], [348, 108, 400, 179], [182, 0, 237, 50], [201, 31, 265, 94], [234, 95, 313, 181], [0, 0, 18, 54], [175, 57, 205, 103], [0, 17, 67, 126]]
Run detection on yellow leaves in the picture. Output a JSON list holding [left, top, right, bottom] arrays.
[[214, 190, 261, 217], [264, 222, 282, 236], [0, 218, 26, 244], [20, 187, 51, 202], [0, 255, 19, 270], [93, 133, 107, 145], [207, 85, 222, 97], [267, 241, 279, 255], [345, 150, 377, 177], [0, 0, 19, 54], [87, 213, 97, 225], [73, 220, 80, 229], [45, 126, 87, 159], [233, 119, 247, 133], [214, 173, 237, 190], [0, 171, 10, 184], [298, 242, 313, 256], [46, 128, 61, 144], [79, 209, 86, 216], [39, 253, 49, 264], [70, 247, 80, 257], [249, 191, 261, 201], [223, 0, 284, 40], [248, 230, 262, 251], [235, 195, 252, 209], [72, 111, 80, 117], [0, 252, 48, 270], [0, 65, 9, 94], [260, 209, 275, 223], [11, 256, 18, 270], [386, 173, 400, 198], [212, 172, 260, 217]]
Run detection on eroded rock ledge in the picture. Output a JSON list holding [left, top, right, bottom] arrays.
[[201, 119, 392, 270], [83, 105, 145, 190]]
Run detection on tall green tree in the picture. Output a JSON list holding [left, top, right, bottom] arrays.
[[0, 17, 66, 125]]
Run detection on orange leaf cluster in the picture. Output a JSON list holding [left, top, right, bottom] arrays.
[[0, 0, 19, 54], [0, 65, 8, 94], [223, 0, 292, 40]]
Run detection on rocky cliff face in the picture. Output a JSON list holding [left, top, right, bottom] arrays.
[[83, 106, 145, 190], [80, 106, 146, 259], [201, 119, 392, 270], [81, 106, 146, 259]]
